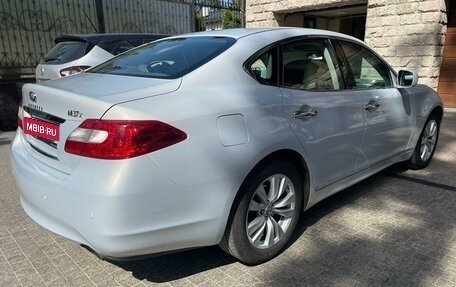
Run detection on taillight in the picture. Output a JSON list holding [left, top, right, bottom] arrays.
[[17, 99, 23, 130], [60, 66, 91, 77], [64, 119, 187, 159]]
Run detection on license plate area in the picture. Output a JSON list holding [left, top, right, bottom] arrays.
[[24, 117, 60, 142]]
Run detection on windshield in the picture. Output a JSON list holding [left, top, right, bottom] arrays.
[[40, 41, 88, 64], [89, 36, 236, 79]]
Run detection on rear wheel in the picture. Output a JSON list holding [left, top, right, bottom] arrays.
[[408, 114, 440, 169], [220, 160, 303, 265]]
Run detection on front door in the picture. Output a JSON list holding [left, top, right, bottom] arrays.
[[336, 40, 414, 168]]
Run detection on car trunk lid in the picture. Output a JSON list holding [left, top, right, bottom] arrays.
[[20, 74, 181, 174]]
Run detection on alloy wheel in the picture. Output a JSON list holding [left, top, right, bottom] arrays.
[[246, 174, 296, 249], [420, 119, 438, 162]]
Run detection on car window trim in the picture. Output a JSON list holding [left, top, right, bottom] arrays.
[[243, 34, 399, 92]]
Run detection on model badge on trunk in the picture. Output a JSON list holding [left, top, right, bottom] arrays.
[[68, 110, 84, 118]]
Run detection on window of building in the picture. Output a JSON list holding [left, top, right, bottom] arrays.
[[299, 5, 368, 40]]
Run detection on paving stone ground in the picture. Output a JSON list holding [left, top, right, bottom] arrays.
[[1, 111, 455, 287]]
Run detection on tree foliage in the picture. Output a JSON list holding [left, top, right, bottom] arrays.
[[195, 11, 206, 31], [222, 10, 241, 29]]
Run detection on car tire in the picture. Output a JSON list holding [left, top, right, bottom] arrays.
[[408, 113, 440, 170], [220, 160, 303, 265]]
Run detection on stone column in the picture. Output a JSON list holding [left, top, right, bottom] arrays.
[[365, 0, 447, 90]]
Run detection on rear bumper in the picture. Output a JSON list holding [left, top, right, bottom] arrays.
[[10, 130, 236, 258]]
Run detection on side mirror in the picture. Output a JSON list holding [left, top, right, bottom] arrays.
[[398, 70, 418, 87]]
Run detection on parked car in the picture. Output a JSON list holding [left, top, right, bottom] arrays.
[[35, 33, 168, 82], [12, 28, 442, 265]]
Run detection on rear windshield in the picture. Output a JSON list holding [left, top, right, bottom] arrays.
[[40, 41, 88, 64], [89, 36, 236, 79]]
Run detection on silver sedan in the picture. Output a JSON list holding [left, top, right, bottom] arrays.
[[11, 28, 442, 265]]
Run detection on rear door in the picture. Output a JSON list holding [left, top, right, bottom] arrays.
[[279, 38, 364, 190], [336, 40, 414, 168]]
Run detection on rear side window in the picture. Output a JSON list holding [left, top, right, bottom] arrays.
[[338, 41, 392, 89], [40, 41, 87, 64], [281, 39, 342, 91], [248, 48, 278, 85], [89, 37, 236, 79]]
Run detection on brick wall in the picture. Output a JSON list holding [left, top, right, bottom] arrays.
[[364, 0, 447, 89]]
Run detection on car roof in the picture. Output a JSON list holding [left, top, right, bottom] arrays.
[[172, 27, 363, 43], [54, 33, 169, 44]]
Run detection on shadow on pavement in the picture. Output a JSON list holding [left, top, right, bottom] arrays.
[[111, 246, 235, 282], [109, 177, 379, 284]]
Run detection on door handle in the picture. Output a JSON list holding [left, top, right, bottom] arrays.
[[293, 108, 318, 119], [365, 100, 380, 111]]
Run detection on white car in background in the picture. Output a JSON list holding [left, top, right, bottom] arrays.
[[35, 33, 168, 82], [13, 28, 442, 265]]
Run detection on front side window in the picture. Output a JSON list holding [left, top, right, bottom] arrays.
[[338, 41, 392, 89], [281, 39, 342, 91], [89, 37, 236, 79]]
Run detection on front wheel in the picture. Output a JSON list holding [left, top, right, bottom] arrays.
[[220, 160, 303, 265], [408, 114, 440, 169]]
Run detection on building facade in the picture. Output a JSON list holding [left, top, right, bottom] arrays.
[[246, 0, 455, 107]]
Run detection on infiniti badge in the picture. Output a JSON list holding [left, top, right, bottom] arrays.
[[29, 91, 37, 103]]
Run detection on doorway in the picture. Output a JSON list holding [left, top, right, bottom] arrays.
[[438, 0, 456, 107]]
